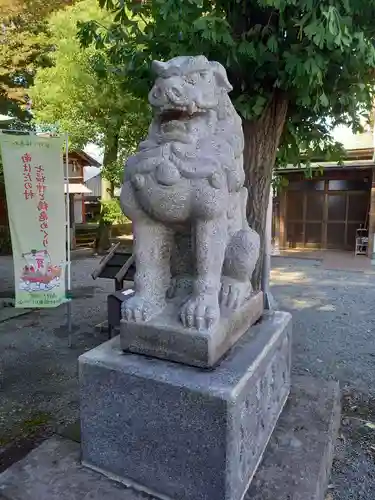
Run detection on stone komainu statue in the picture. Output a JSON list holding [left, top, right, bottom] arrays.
[[120, 55, 260, 330]]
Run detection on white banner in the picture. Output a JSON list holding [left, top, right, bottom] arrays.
[[0, 134, 67, 308]]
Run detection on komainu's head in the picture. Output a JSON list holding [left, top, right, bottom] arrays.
[[148, 55, 233, 122]]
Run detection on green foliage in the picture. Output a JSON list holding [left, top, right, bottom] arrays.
[[102, 157, 124, 188], [272, 173, 289, 193], [78, 0, 375, 167], [0, 0, 78, 122], [100, 198, 126, 224], [30, 0, 150, 157]]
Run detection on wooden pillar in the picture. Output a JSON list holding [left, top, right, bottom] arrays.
[[278, 188, 287, 249], [82, 197, 86, 224], [368, 167, 375, 258]]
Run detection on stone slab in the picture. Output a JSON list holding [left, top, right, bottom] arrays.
[[246, 376, 341, 500], [0, 436, 138, 500], [0, 376, 340, 500], [120, 291, 264, 368], [80, 311, 291, 500]]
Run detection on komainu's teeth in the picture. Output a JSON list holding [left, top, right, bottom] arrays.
[[188, 103, 196, 114]]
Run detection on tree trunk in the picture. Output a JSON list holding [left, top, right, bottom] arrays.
[[95, 128, 120, 254], [95, 218, 111, 254], [243, 92, 288, 290], [101, 129, 119, 199]]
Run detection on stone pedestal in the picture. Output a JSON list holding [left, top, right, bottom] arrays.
[[120, 291, 264, 368], [79, 311, 292, 500], [0, 375, 341, 500]]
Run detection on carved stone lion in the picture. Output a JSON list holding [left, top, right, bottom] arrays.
[[120, 55, 260, 330]]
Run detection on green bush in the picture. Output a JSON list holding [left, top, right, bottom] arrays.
[[100, 198, 127, 225]]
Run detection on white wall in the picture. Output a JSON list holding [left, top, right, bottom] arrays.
[[85, 174, 101, 197], [74, 196, 83, 224]]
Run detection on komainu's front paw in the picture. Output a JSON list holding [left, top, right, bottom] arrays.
[[179, 293, 220, 331], [220, 278, 252, 310], [122, 295, 164, 322]]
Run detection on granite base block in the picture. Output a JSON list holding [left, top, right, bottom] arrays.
[[120, 291, 264, 368], [0, 376, 340, 500], [79, 311, 291, 500]]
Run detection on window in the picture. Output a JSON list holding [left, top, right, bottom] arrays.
[[288, 180, 324, 191], [328, 179, 369, 191]]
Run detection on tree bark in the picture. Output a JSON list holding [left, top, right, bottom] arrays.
[[95, 216, 111, 254], [95, 128, 120, 254], [243, 92, 288, 290]]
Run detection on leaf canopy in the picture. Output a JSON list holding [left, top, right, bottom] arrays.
[[78, 0, 375, 165], [0, 0, 78, 123], [30, 0, 150, 167]]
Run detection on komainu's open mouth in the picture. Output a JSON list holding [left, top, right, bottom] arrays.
[[159, 109, 192, 124]]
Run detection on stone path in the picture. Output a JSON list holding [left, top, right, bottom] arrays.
[[276, 248, 374, 272], [0, 253, 374, 498]]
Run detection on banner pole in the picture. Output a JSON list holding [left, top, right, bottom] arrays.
[[65, 133, 72, 346]]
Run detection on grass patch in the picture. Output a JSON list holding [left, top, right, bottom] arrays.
[[0, 411, 51, 448]]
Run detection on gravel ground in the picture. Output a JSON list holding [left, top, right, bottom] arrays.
[[1, 253, 375, 497], [271, 256, 375, 500], [0, 252, 114, 470]]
